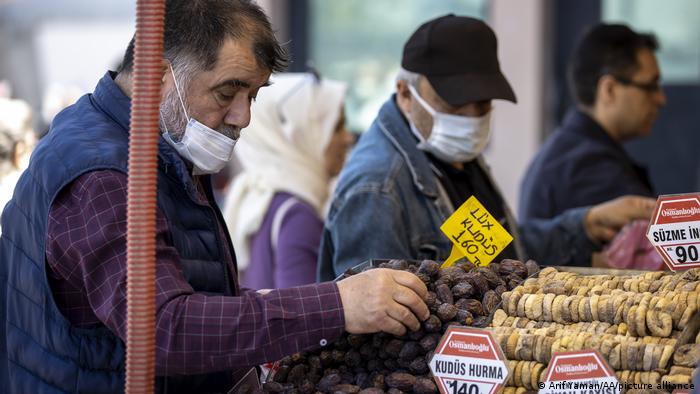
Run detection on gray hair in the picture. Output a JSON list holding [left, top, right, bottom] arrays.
[[395, 67, 423, 87]]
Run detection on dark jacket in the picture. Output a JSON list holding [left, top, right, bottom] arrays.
[[0, 72, 235, 393], [520, 110, 654, 221]]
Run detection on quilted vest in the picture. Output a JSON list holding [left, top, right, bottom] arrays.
[[0, 73, 237, 393]]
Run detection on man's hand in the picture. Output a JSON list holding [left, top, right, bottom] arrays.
[[336, 268, 430, 336], [584, 195, 656, 243]]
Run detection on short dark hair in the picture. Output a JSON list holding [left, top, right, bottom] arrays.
[[568, 23, 658, 107], [118, 0, 287, 75]]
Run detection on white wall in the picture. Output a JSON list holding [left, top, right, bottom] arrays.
[[485, 0, 546, 218]]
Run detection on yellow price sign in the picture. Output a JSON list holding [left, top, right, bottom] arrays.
[[440, 195, 513, 268]]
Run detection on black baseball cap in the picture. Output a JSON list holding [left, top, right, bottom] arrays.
[[402, 14, 517, 106]]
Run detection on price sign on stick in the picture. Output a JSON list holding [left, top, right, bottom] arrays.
[[646, 193, 700, 271], [428, 327, 508, 394], [539, 350, 619, 394], [440, 196, 513, 268]]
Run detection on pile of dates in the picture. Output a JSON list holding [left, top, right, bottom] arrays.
[[262, 259, 538, 394]]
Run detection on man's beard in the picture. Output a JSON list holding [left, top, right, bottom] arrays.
[[160, 86, 241, 141]]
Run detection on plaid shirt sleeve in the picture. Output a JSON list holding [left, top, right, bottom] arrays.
[[46, 170, 345, 375]]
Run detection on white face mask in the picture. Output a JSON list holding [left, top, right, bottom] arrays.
[[408, 84, 491, 163], [162, 64, 237, 175]]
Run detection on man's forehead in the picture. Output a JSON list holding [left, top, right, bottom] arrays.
[[208, 38, 271, 88], [635, 48, 660, 76]]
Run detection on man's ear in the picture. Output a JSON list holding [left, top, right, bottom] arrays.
[[396, 80, 412, 115], [161, 59, 170, 84], [596, 74, 617, 105]]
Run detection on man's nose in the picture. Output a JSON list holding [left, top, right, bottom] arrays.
[[223, 95, 252, 129], [655, 88, 667, 106]]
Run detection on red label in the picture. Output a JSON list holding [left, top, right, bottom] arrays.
[[545, 352, 612, 381], [429, 327, 509, 394], [540, 350, 618, 394], [437, 331, 500, 360], [651, 194, 700, 225], [647, 193, 700, 271]]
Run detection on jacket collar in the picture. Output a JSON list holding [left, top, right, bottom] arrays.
[[91, 71, 132, 133], [564, 109, 628, 156], [376, 96, 438, 199]]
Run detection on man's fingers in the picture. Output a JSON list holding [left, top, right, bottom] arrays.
[[599, 227, 617, 243], [391, 270, 428, 299], [393, 286, 430, 321], [386, 302, 421, 332], [379, 314, 408, 336]]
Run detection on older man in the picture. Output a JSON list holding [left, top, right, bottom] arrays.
[[0, 1, 428, 393], [318, 14, 655, 281], [520, 23, 663, 221]]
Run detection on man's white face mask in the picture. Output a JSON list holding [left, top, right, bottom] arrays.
[[161, 64, 237, 175], [408, 84, 491, 163]]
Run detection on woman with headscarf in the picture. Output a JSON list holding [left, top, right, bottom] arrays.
[[0, 98, 35, 226], [223, 73, 352, 289]]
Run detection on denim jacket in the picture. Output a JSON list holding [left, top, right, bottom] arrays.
[[317, 96, 598, 281]]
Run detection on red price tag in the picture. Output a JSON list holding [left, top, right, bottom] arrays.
[[647, 193, 700, 271], [539, 350, 618, 394], [428, 327, 508, 394]]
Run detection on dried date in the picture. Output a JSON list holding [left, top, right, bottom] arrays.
[[398, 341, 422, 360], [498, 259, 528, 279], [435, 283, 454, 304], [385, 372, 417, 391], [437, 303, 458, 322], [330, 383, 361, 393], [418, 260, 440, 276], [288, 364, 307, 384], [387, 259, 408, 270], [451, 282, 475, 298], [525, 259, 540, 277], [423, 315, 442, 332], [482, 290, 500, 315], [464, 272, 489, 297], [409, 357, 429, 374], [385, 339, 404, 358], [413, 377, 438, 394], [455, 308, 474, 325], [344, 349, 362, 368], [316, 373, 341, 392], [455, 298, 484, 316]]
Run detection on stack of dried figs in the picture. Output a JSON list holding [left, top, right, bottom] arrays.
[[262, 258, 538, 394]]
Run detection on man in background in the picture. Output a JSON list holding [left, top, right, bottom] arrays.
[[520, 23, 663, 221], [318, 15, 655, 281]]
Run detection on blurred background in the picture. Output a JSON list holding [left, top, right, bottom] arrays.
[[0, 0, 698, 216]]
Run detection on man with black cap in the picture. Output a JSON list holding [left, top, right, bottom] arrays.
[[317, 14, 655, 280]]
